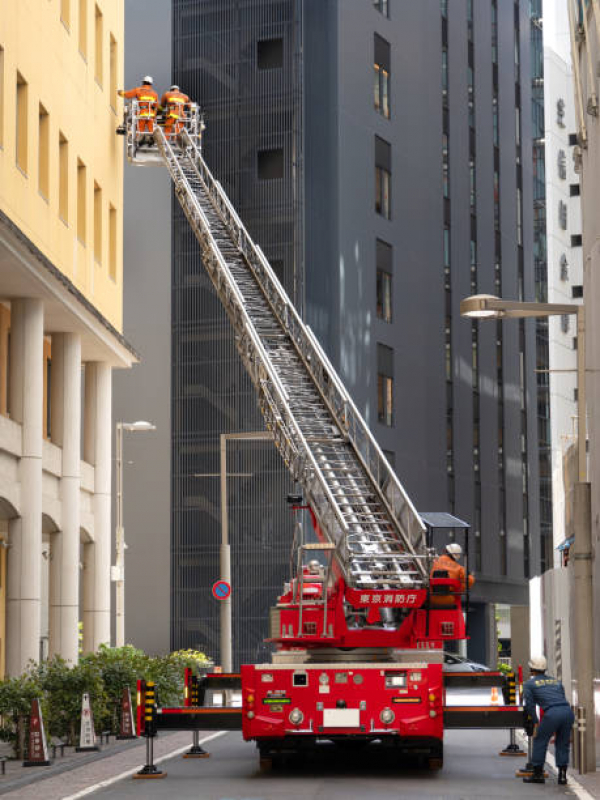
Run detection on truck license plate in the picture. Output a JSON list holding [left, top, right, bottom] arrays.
[[322, 709, 360, 728]]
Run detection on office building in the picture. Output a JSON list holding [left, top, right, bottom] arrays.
[[149, 0, 544, 668], [0, 0, 134, 675]]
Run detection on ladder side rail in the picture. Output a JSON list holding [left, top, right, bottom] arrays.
[[300, 324, 426, 566], [154, 128, 290, 406], [156, 133, 378, 587], [181, 131, 426, 566]]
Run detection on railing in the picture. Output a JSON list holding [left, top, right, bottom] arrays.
[[177, 128, 427, 576], [124, 100, 204, 162]]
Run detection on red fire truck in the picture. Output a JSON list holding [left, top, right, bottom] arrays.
[[125, 107, 523, 778]]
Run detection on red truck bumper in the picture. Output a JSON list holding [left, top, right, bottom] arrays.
[[241, 661, 444, 762]]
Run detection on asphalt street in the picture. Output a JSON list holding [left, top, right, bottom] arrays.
[[92, 729, 579, 800]]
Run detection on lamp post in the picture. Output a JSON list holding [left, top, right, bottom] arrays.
[[115, 420, 156, 648], [460, 294, 594, 771]]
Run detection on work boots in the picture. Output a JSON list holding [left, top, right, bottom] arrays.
[[523, 765, 545, 784], [558, 766, 567, 785]]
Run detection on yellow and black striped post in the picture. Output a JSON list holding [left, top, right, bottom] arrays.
[[134, 681, 167, 779], [183, 675, 210, 759], [500, 672, 526, 757]]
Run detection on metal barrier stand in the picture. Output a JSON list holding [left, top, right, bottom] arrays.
[[499, 672, 526, 756], [183, 675, 210, 759], [134, 681, 167, 779]]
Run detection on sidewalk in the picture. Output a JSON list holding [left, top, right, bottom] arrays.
[[573, 765, 600, 799], [0, 731, 216, 800]]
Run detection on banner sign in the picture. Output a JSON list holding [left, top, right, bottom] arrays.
[[76, 692, 99, 752], [23, 699, 51, 766], [117, 686, 137, 739]]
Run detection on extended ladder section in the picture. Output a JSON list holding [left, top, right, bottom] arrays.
[[152, 125, 427, 590]]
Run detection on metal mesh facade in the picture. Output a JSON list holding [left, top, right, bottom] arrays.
[[171, 0, 303, 667]]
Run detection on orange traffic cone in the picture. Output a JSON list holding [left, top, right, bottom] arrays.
[[490, 686, 500, 706]]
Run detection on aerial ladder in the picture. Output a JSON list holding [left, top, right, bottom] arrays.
[[123, 104, 526, 773]]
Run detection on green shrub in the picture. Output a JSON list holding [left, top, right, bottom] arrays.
[[0, 645, 209, 756]]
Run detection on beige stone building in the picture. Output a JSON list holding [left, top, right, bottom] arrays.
[[0, 0, 135, 676]]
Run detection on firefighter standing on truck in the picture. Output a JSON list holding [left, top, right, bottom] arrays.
[[522, 655, 574, 786], [429, 543, 474, 606], [160, 85, 191, 140], [118, 76, 158, 147]]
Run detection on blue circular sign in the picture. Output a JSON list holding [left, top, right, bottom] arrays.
[[212, 580, 231, 600]]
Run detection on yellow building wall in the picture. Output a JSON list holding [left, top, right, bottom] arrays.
[[0, 0, 124, 331]]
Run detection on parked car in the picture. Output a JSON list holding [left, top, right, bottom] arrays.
[[443, 652, 491, 672], [443, 653, 502, 707]]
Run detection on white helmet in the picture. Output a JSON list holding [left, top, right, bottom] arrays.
[[142, 75, 154, 84], [528, 655, 547, 672], [446, 543, 463, 558], [170, 84, 180, 92]]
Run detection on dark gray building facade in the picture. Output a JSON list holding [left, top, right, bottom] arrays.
[[170, 0, 543, 667]]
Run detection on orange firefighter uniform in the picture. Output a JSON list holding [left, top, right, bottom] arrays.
[[160, 87, 191, 137], [429, 553, 475, 606], [118, 83, 159, 135]]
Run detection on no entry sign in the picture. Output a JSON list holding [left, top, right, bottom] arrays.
[[212, 580, 231, 600]]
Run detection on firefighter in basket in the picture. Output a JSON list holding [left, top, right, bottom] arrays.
[[429, 543, 474, 607], [160, 85, 191, 142], [118, 76, 159, 147]]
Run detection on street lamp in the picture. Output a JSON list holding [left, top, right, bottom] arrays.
[[461, 294, 595, 771], [114, 420, 156, 648]]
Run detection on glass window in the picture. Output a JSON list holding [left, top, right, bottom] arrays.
[[110, 34, 118, 109], [374, 65, 390, 118], [94, 4, 103, 86], [442, 48, 448, 103], [94, 181, 102, 263], [467, 66, 475, 128], [79, 0, 88, 57], [376, 270, 392, 323], [257, 38, 284, 70], [77, 158, 86, 244], [377, 344, 394, 427], [492, 95, 499, 146], [258, 148, 284, 180], [109, 204, 117, 280], [493, 170, 500, 230], [443, 227, 450, 268], [378, 374, 393, 426], [38, 104, 49, 200], [373, 0, 389, 18], [375, 166, 391, 219], [442, 133, 449, 198], [59, 132, 69, 223], [16, 72, 28, 173], [374, 35, 391, 118]]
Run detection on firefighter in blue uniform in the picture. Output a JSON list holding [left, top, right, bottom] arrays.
[[523, 655, 574, 785]]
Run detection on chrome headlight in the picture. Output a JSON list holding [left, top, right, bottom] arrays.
[[380, 707, 395, 725], [289, 707, 304, 725]]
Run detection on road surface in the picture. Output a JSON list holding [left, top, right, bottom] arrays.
[[92, 728, 579, 799]]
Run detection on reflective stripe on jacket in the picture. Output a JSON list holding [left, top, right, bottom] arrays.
[[122, 85, 158, 116], [160, 91, 190, 119]]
